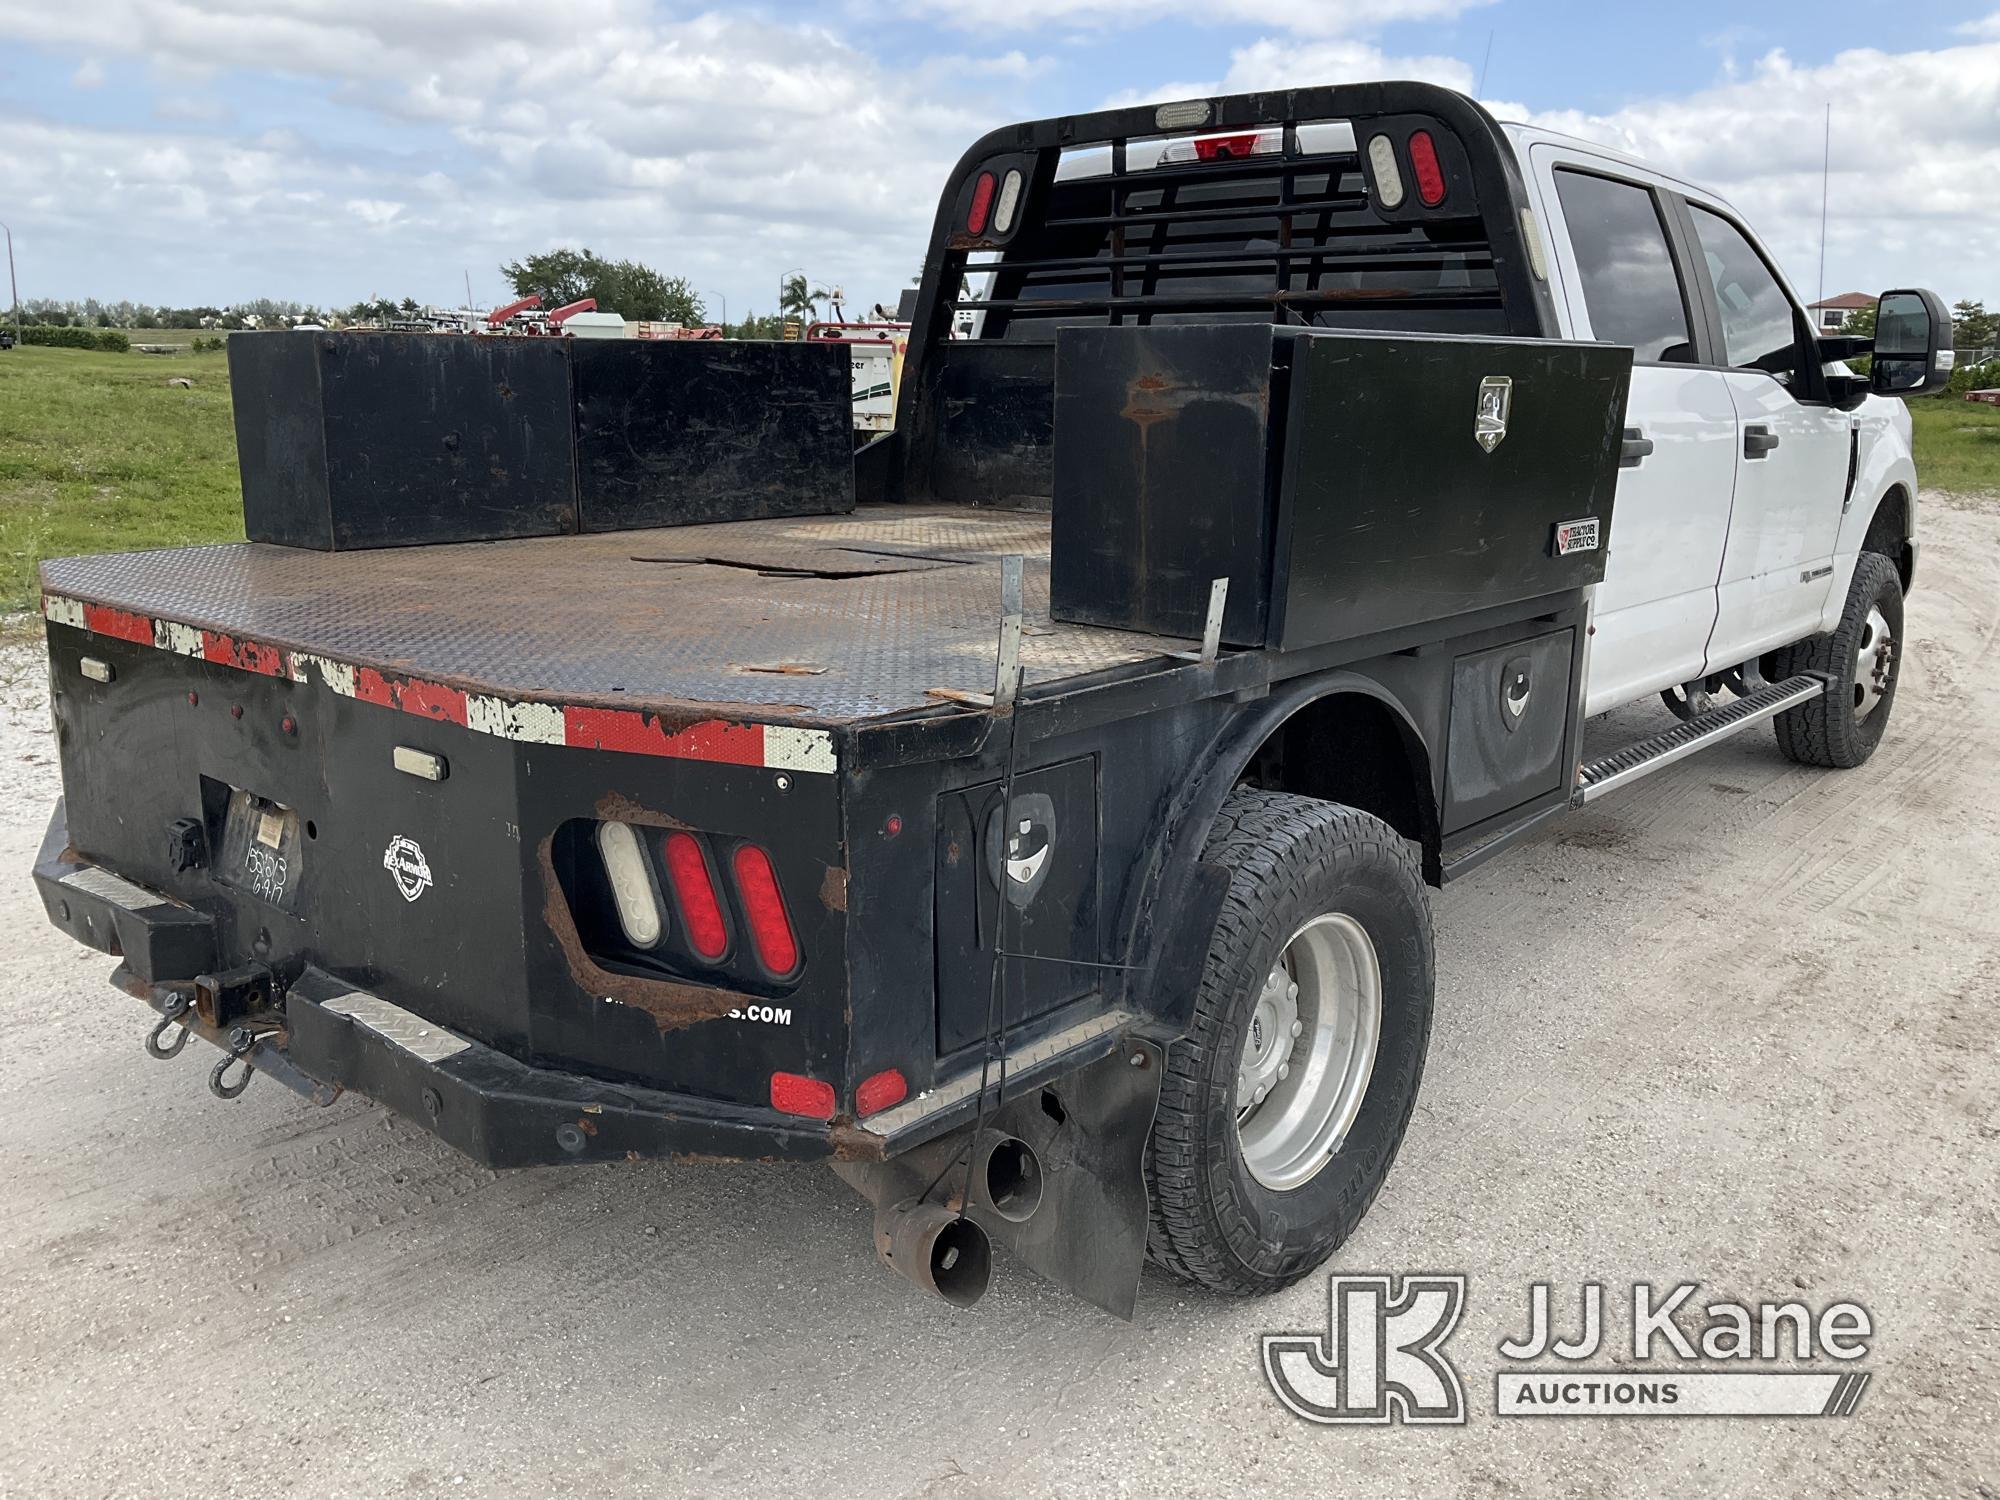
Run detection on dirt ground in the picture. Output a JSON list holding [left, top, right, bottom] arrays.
[[1, 502, 1994, 1499]]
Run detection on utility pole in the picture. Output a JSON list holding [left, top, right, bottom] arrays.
[[3, 223, 20, 344], [1816, 103, 1831, 308], [705, 289, 727, 329]]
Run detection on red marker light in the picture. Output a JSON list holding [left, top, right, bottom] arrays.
[[966, 171, 997, 235], [770, 1072, 836, 1120], [664, 832, 728, 960], [1408, 130, 1446, 206], [732, 844, 799, 977], [856, 1068, 908, 1117]]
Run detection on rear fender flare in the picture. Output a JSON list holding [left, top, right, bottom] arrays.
[[1118, 672, 1439, 1037]]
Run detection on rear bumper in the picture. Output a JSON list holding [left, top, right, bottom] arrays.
[[34, 800, 848, 1168]]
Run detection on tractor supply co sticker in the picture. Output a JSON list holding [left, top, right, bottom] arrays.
[[1554, 517, 1601, 556], [382, 835, 434, 903]]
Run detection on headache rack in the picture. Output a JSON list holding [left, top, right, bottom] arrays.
[[971, 131, 1504, 336], [891, 80, 1558, 511]]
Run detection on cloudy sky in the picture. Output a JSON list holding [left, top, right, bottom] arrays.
[[2, 1, 1998, 321]]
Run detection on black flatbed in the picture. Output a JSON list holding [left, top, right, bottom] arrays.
[[38, 506, 1187, 724]]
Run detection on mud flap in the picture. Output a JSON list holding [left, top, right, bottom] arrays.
[[836, 1037, 1164, 1318]]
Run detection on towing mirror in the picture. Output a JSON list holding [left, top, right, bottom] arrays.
[[1871, 288, 1954, 397]]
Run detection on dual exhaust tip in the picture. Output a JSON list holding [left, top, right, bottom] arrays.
[[869, 1132, 1048, 1308], [873, 1199, 992, 1308]]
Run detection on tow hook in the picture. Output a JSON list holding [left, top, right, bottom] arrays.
[[144, 992, 194, 1060], [209, 1026, 258, 1100]]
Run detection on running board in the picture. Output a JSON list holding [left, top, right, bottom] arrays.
[[1574, 674, 1827, 804]]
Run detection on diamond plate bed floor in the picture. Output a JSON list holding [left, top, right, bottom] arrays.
[[39, 507, 1187, 723]]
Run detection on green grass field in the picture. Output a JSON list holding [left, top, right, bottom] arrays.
[[1907, 399, 2000, 496], [0, 344, 244, 615], [1, 342, 1996, 621]]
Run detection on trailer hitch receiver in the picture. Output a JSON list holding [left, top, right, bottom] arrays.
[[193, 963, 275, 1029]]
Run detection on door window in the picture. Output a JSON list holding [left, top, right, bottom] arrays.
[[1688, 205, 1801, 381], [1552, 169, 1695, 363]]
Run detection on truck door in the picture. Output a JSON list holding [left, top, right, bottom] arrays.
[[1676, 201, 1851, 668], [1532, 151, 1737, 716]]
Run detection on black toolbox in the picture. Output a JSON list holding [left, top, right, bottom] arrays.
[[1049, 324, 1630, 649], [229, 331, 853, 550]]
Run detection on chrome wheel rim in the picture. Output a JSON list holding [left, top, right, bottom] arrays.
[[1235, 912, 1383, 1192], [1853, 604, 1895, 723]]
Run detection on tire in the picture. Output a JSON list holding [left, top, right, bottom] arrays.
[[1769, 551, 1904, 769], [1144, 789, 1434, 1296]]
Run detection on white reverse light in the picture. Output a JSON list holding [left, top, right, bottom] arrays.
[[596, 820, 663, 948], [1366, 134, 1405, 209], [993, 170, 1024, 234]]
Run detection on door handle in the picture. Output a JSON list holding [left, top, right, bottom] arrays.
[[1619, 427, 1654, 468], [1744, 425, 1781, 459]]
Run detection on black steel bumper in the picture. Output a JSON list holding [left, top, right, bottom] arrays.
[[33, 801, 850, 1168]]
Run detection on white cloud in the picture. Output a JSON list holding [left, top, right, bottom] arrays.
[[1106, 36, 1475, 103], [1507, 44, 2000, 301], [70, 56, 104, 88], [915, 0, 1492, 36], [1157, 35, 2000, 305], [0, 1, 998, 313], [345, 198, 405, 228], [933, 50, 1047, 79], [0, 0, 1995, 316]]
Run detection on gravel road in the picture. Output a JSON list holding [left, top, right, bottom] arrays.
[[2, 501, 1995, 1499]]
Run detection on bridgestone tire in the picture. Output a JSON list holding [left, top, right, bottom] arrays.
[[1770, 551, 1904, 769], [1144, 790, 1434, 1296]]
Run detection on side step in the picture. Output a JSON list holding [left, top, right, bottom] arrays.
[[1575, 674, 1827, 804]]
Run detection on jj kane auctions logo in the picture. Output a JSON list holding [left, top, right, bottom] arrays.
[[1264, 1277, 1874, 1424]]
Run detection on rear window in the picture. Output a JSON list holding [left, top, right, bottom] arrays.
[[1552, 169, 1694, 363]]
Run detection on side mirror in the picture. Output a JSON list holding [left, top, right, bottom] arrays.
[[1870, 288, 1954, 397]]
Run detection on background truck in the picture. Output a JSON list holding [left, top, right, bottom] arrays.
[[31, 81, 1952, 1317]]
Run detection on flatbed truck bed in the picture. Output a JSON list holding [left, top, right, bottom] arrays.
[[39, 506, 1183, 726]]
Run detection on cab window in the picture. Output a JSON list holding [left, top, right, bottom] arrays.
[[1552, 169, 1695, 364], [1688, 205, 1801, 381]]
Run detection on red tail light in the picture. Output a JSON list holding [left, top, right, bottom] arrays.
[[732, 844, 799, 976], [966, 171, 996, 235], [770, 1072, 835, 1120], [663, 832, 728, 960], [855, 1068, 908, 1117], [1407, 130, 1446, 206]]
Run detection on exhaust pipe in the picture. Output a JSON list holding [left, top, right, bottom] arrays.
[[872, 1198, 991, 1308]]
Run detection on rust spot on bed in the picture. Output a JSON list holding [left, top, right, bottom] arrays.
[[593, 790, 693, 830], [818, 864, 849, 913]]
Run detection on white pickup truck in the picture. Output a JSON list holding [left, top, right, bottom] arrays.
[[1507, 122, 1944, 764]]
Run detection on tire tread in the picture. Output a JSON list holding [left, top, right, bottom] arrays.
[[1143, 789, 1431, 1296]]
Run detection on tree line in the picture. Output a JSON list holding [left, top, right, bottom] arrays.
[[11, 258, 859, 340]]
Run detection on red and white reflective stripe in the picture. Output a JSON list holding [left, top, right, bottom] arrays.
[[41, 592, 836, 775]]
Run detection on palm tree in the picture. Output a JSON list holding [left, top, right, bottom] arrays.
[[778, 273, 817, 324]]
